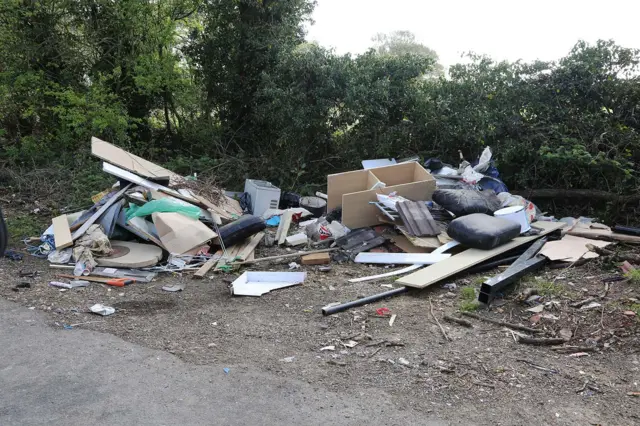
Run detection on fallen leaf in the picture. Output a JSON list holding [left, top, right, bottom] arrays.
[[320, 345, 335, 351], [526, 305, 544, 313], [341, 340, 358, 348], [623, 310, 637, 317]]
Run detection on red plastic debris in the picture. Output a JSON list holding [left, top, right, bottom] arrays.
[[376, 307, 390, 316]]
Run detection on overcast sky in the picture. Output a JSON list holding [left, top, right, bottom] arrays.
[[306, 0, 640, 68]]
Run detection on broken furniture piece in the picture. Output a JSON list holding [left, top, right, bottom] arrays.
[[327, 162, 436, 229]]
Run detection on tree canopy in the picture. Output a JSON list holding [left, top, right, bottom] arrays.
[[0, 1, 639, 221]]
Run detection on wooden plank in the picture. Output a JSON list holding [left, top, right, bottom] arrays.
[[397, 221, 565, 289], [236, 232, 264, 261], [568, 229, 640, 244], [276, 211, 293, 245], [396, 201, 439, 237], [72, 184, 132, 240], [301, 252, 330, 265], [390, 234, 432, 253], [92, 136, 176, 180], [215, 243, 245, 272], [52, 215, 73, 249], [193, 250, 223, 279]]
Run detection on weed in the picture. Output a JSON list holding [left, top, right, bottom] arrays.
[[460, 286, 476, 301], [459, 300, 480, 312], [629, 303, 640, 316], [535, 280, 564, 297], [625, 269, 640, 285], [459, 286, 479, 312], [5, 214, 47, 244], [473, 276, 486, 286]]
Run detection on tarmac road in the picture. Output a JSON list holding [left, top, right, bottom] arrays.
[[0, 299, 444, 426]]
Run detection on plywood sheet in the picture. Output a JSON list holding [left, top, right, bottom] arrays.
[[52, 215, 73, 249], [92, 137, 176, 180], [397, 222, 565, 289]]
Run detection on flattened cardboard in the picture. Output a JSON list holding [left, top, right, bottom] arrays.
[[152, 212, 217, 255], [540, 235, 610, 262]]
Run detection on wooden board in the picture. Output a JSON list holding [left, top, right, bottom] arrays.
[[397, 221, 565, 289], [275, 211, 293, 245], [193, 250, 223, 279], [92, 137, 176, 180], [396, 201, 439, 237], [236, 232, 264, 261], [215, 243, 245, 272], [567, 229, 640, 244], [397, 226, 441, 249], [52, 215, 73, 249], [301, 252, 330, 265], [72, 184, 131, 240], [389, 234, 432, 253]]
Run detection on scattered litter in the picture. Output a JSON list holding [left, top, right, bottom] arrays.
[[580, 302, 602, 311], [49, 281, 89, 289], [442, 283, 457, 291], [288, 262, 300, 270], [526, 305, 545, 313], [318, 266, 332, 273], [162, 284, 185, 292], [398, 357, 410, 366], [286, 232, 308, 247], [320, 346, 335, 351], [280, 356, 295, 363], [376, 307, 390, 316], [389, 314, 397, 327], [89, 304, 115, 316], [341, 340, 358, 348], [623, 311, 636, 317], [223, 368, 230, 374], [5, 250, 24, 261], [381, 284, 393, 288], [568, 352, 590, 358]]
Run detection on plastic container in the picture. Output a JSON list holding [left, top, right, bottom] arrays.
[[494, 205, 530, 233]]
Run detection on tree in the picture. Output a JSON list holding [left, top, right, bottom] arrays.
[[372, 30, 443, 76]]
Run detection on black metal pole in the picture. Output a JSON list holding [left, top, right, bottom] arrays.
[[321, 287, 409, 316]]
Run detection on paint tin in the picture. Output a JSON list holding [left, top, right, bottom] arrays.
[[494, 205, 530, 233]]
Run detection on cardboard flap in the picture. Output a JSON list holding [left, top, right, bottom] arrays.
[[152, 212, 217, 254]]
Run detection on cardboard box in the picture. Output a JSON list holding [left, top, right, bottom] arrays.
[[327, 162, 436, 229]]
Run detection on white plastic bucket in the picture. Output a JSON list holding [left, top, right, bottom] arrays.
[[494, 205, 530, 233]]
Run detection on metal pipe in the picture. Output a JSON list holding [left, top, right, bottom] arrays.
[[321, 250, 524, 316], [321, 287, 409, 316]]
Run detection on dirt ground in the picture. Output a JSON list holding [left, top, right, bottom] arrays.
[[1, 239, 640, 425]]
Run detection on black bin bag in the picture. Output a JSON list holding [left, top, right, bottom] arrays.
[[447, 213, 520, 250], [218, 215, 266, 247], [432, 189, 501, 217]]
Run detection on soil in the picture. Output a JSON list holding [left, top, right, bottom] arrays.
[[1, 239, 640, 425]]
